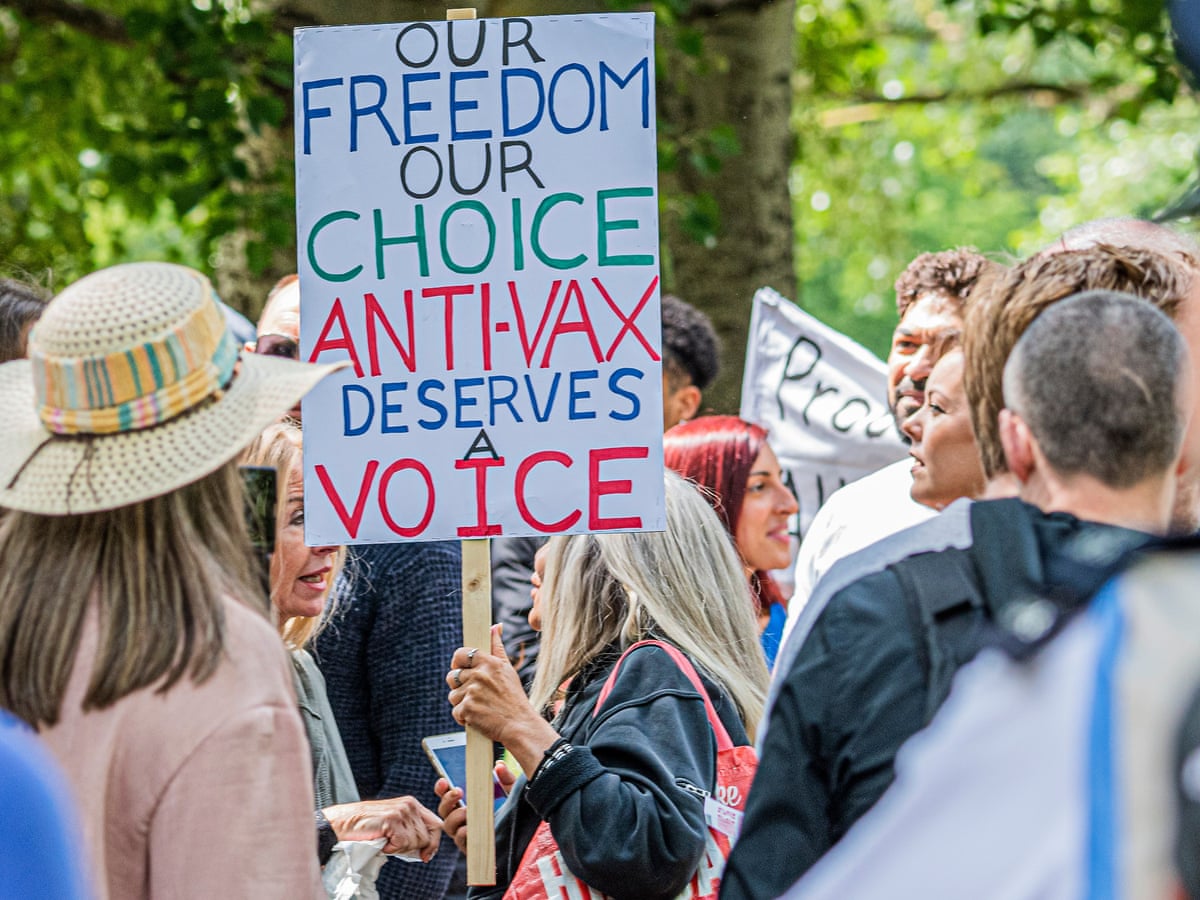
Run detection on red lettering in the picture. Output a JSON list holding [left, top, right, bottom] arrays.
[[378, 459, 435, 537], [315, 460, 379, 539], [509, 280, 560, 367], [593, 275, 661, 362], [364, 290, 416, 376], [588, 446, 649, 530], [540, 279, 603, 368], [309, 298, 364, 377], [480, 282, 493, 371], [515, 451, 581, 533], [421, 284, 475, 370], [455, 456, 505, 537]]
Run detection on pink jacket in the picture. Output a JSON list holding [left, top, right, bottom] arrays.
[[40, 595, 322, 899]]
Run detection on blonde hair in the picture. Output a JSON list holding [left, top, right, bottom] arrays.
[[240, 422, 344, 648], [0, 461, 261, 728], [529, 470, 769, 741]]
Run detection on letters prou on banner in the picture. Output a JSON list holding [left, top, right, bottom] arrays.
[[739, 287, 908, 541]]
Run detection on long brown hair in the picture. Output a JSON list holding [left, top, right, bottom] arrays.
[[0, 460, 261, 728]]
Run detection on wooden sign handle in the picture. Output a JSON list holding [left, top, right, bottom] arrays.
[[450, 5, 494, 888], [460, 535, 496, 885]]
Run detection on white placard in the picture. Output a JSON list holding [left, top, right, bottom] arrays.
[[294, 14, 664, 544], [740, 287, 909, 539]]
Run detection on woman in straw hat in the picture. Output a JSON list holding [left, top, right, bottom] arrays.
[[0, 262, 343, 899]]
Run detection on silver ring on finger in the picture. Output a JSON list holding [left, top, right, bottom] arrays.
[[452, 668, 463, 689], [466, 647, 478, 666]]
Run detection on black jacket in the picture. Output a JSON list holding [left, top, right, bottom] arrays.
[[721, 498, 1151, 900], [470, 641, 749, 900]]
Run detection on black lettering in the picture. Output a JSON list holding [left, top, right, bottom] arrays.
[[400, 146, 443, 199], [800, 381, 838, 427], [776, 335, 822, 420], [500, 140, 544, 191], [396, 22, 438, 67], [447, 19, 486, 66], [865, 411, 894, 438], [502, 18, 544, 66], [448, 142, 492, 195], [463, 427, 500, 461], [831, 397, 871, 433]]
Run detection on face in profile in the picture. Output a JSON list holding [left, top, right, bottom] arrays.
[[734, 444, 799, 573], [271, 464, 338, 623], [887, 294, 962, 430], [901, 350, 986, 511], [528, 543, 549, 632]]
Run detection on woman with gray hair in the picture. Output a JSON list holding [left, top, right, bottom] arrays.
[[436, 471, 769, 900]]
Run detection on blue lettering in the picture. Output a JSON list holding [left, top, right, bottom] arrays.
[[488, 376, 522, 425], [548, 64, 595, 135], [301, 78, 343, 155], [568, 369, 598, 420], [599, 59, 651, 131], [450, 71, 493, 141], [417, 379, 448, 429], [455, 377, 485, 428], [342, 384, 374, 436], [525, 373, 560, 423], [349, 75, 400, 151], [608, 368, 643, 421], [402, 72, 440, 144], [501, 69, 544, 137], [380, 381, 409, 434]]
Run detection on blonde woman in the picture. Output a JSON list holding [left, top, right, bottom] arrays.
[[437, 471, 769, 900], [0, 262, 342, 898], [242, 422, 442, 867]]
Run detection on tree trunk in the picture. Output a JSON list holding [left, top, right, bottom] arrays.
[[659, 0, 797, 415]]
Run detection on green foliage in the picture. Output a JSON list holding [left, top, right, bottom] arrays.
[[792, 0, 1197, 357], [0, 0, 1194, 345], [0, 0, 291, 286]]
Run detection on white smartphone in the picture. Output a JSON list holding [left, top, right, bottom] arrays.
[[422, 731, 506, 810]]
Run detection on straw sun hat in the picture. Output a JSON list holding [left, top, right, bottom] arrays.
[[0, 262, 344, 515]]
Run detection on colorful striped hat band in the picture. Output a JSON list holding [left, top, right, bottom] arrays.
[[30, 290, 239, 436]]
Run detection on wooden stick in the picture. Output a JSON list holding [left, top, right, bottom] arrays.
[[449, 5, 493, 887], [460, 536, 496, 885]]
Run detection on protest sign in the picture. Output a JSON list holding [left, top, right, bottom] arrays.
[[740, 287, 909, 540], [294, 13, 664, 546]]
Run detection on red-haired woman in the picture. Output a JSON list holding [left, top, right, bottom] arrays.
[[663, 415, 799, 669]]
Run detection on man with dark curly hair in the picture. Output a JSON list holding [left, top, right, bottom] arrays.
[[780, 249, 998, 649]]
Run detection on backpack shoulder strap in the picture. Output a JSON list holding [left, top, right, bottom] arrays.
[[593, 640, 734, 750], [893, 548, 985, 725]]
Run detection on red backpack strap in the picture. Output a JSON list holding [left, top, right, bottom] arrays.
[[592, 639, 734, 751]]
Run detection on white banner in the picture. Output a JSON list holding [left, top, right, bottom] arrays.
[[739, 287, 908, 539], [294, 14, 665, 545]]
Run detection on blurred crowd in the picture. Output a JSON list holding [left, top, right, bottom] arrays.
[[4, 216, 1200, 900]]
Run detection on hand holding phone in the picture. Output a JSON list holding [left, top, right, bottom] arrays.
[[422, 732, 507, 811]]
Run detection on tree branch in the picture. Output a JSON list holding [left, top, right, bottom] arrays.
[[1, 0, 130, 45], [816, 79, 1134, 127]]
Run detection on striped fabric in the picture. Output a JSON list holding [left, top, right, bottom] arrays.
[[31, 294, 239, 435]]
